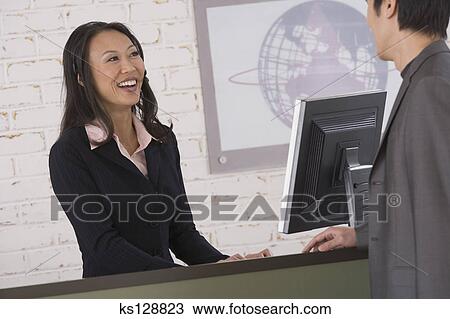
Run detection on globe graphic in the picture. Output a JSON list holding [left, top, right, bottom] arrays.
[[258, 0, 388, 127]]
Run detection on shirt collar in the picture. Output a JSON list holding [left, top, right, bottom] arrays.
[[131, 113, 153, 153], [400, 59, 413, 79], [85, 113, 153, 151]]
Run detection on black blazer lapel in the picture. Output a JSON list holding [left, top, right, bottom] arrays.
[[144, 140, 161, 188], [94, 139, 144, 177], [78, 123, 142, 177]]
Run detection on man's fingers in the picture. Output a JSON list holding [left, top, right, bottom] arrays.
[[312, 242, 324, 252], [302, 237, 321, 253], [302, 231, 330, 253], [318, 238, 340, 252]]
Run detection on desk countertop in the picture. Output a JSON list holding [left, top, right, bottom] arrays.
[[0, 248, 367, 298]]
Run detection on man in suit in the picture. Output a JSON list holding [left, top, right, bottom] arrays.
[[302, 0, 450, 298]]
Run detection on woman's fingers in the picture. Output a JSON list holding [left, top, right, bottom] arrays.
[[260, 248, 272, 257], [245, 248, 273, 259], [227, 253, 244, 261]]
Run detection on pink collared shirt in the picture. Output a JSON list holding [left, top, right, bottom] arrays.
[[85, 113, 152, 177]]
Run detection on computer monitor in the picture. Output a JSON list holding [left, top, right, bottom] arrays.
[[279, 91, 386, 234]]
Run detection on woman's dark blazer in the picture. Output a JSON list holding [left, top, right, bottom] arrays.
[[49, 126, 226, 278]]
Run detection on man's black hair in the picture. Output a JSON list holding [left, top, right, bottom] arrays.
[[373, 0, 450, 39]]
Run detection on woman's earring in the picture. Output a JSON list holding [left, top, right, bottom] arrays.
[[77, 74, 84, 87]]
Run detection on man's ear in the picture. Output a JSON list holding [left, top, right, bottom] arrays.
[[385, 0, 397, 19], [77, 73, 84, 87]]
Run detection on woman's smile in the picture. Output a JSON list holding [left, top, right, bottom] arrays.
[[116, 78, 139, 94]]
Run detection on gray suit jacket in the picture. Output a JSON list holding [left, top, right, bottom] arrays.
[[356, 40, 450, 298]]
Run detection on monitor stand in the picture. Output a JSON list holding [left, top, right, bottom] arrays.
[[341, 147, 372, 228]]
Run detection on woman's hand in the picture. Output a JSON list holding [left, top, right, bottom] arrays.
[[217, 253, 245, 263], [217, 249, 272, 263], [245, 248, 272, 259]]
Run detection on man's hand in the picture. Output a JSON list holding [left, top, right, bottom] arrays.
[[302, 227, 356, 253], [245, 248, 272, 259]]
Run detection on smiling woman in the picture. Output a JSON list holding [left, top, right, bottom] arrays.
[[60, 22, 167, 147], [49, 22, 270, 278]]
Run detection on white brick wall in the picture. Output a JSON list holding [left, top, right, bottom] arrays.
[[0, 111, 9, 131], [0, 224, 57, 253], [163, 20, 194, 44], [7, 59, 62, 83], [0, 0, 310, 290], [12, 105, 63, 129], [0, 64, 5, 84], [0, 158, 15, 180], [132, 23, 160, 45], [169, 67, 201, 89], [144, 47, 193, 68], [0, 132, 46, 155], [34, 0, 91, 8], [177, 136, 204, 158], [0, 252, 27, 275], [0, 36, 37, 59], [37, 32, 70, 56], [41, 82, 64, 104], [14, 153, 50, 176], [129, 1, 188, 22], [147, 69, 166, 92], [0, 85, 41, 108], [158, 91, 198, 113], [3, 9, 65, 35], [0, 176, 52, 203], [0, 0, 32, 11], [65, 4, 127, 28]]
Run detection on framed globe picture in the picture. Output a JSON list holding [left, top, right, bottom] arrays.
[[194, 0, 402, 174]]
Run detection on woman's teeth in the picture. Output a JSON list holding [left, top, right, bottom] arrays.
[[117, 79, 137, 87]]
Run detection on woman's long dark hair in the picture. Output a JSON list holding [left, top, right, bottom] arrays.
[[61, 21, 172, 144]]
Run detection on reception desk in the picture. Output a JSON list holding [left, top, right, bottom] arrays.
[[0, 248, 369, 298]]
